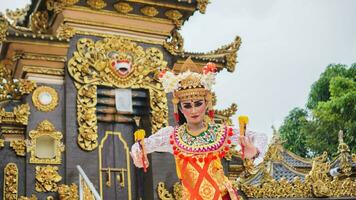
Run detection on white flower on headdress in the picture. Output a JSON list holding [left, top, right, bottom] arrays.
[[201, 73, 216, 90], [160, 71, 180, 93]]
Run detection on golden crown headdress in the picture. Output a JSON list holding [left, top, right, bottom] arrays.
[[159, 57, 217, 122]]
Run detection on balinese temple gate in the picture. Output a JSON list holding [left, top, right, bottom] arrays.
[[0, 1, 355, 200], [0, 0, 241, 199]]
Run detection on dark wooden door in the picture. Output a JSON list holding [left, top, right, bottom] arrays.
[[97, 87, 150, 200]]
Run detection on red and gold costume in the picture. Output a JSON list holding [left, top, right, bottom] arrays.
[[131, 58, 267, 200]]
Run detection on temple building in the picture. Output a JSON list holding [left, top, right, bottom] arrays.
[[0, 1, 354, 200]]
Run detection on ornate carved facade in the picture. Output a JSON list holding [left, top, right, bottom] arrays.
[[1, 1, 354, 200]]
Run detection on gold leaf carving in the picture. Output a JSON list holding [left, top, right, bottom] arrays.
[[58, 183, 79, 200], [141, 6, 159, 17], [86, 0, 106, 10], [35, 165, 62, 192], [57, 24, 76, 40], [114, 2, 133, 14], [28, 120, 65, 164], [3, 163, 18, 200], [46, 0, 79, 14], [18, 195, 38, 200], [0, 15, 9, 43], [197, 0, 209, 14], [165, 10, 183, 28], [68, 37, 168, 151], [0, 104, 31, 125], [163, 30, 184, 55], [30, 11, 49, 34], [32, 86, 59, 112], [0, 61, 37, 102], [10, 140, 26, 156]]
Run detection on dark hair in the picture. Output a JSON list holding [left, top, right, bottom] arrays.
[[177, 105, 187, 125]]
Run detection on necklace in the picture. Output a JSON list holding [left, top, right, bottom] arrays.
[[185, 122, 208, 136]]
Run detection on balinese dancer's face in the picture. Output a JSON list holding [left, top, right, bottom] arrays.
[[180, 98, 207, 125]]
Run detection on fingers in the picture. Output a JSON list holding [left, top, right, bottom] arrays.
[[239, 136, 253, 147]]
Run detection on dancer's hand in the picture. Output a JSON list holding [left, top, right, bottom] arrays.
[[130, 144, 149, 168], [239, 135, 259, 159]]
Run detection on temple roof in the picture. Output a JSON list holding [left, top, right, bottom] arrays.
[[239, 130, 356, 199]]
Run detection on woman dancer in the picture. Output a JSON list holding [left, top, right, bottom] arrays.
[[131, 58, 267, 200]]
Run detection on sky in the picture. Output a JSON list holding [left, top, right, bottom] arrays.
[[1, 0, 356, 141]]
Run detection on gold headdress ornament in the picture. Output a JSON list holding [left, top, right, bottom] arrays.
[[159, 57, 217, 123]]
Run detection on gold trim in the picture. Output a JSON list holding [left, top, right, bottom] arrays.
[[5, 40, 70, 47], [32, 86, 59, 112], [125, 0, 195, 12], [15, 52, 67, 62], [27, 120, 65, 164], [99, 131, 132, 200], [3, 163, 18, 200], [68, 37, 168, 151], [18, 195, 38, 200], [74, 30, 164, 45], [64, 17, 171, 36], [23, 66, 65, 76], [0, 126, 25, 135], [67, 6, 173, 25], [10, 139, 26, 156], [35, 165, 62, 192], [0, 139, 4, 149]]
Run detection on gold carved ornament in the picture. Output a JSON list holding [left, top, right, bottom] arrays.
[[57, 24, 76, 40], [58, 183, 79, 200], [18, 195, 38, 200], [197, 0, 209, 14], [0, 14, 9, 43], [0, 61, 37, 103], [32, 86, 59, 112], [67, 37, 168, 151], [30, 11, 49, 34], [163, 30, 184, 55], [165, 10, 183, 28], [86, 0, 107, 10], [114, 2, 133, 14], [241, 151, 356, 198], [35, 165, 62, 192], [46, 0, 79, 14], [3, 163, 18, 200], [27, 120, 65, 164], [141, 6, 159, 17], [10, 139, 26, 156], [0, 104, 31, 125]]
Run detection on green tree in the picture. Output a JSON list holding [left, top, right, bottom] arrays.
[[306, 75, 356, 155], [280, 63, 356, 157], [279, 107, 309, 157]]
